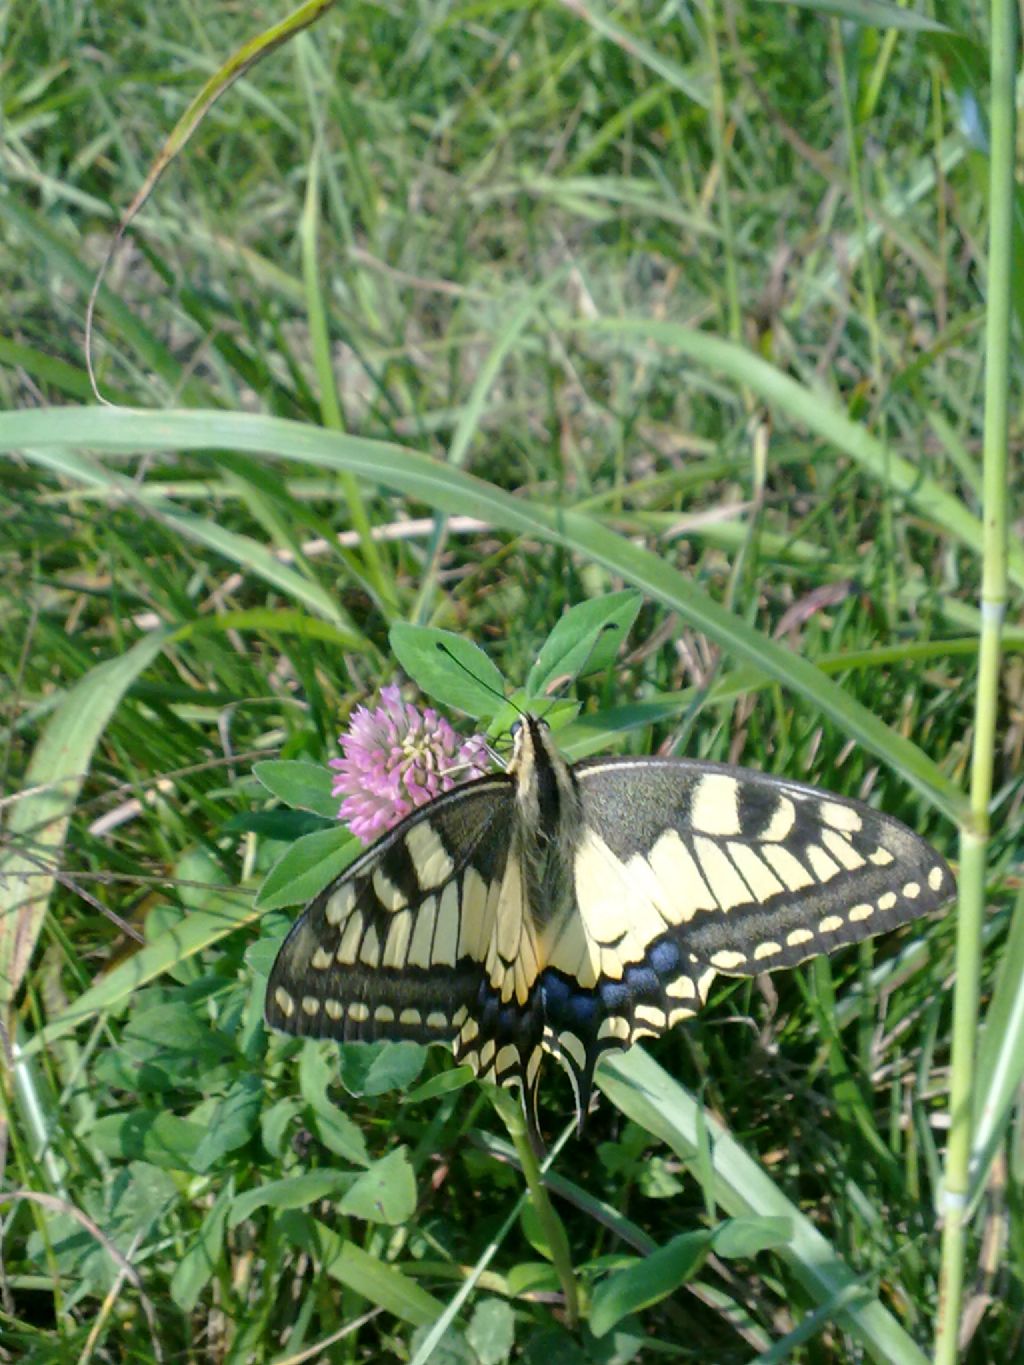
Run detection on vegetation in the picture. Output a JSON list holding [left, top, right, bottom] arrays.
[[1, 2, 1019, 1361]]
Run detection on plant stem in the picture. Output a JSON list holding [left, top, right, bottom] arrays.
[[489, 1087, 580, 1328], [933, 2, 1015, 1358]]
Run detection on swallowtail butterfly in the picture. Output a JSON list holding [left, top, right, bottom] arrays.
[[265, 714, 953, 1144]]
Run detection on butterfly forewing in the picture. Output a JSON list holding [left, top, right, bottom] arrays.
[[265, 770, 550, 1115], [265, 776, 515, 1046]]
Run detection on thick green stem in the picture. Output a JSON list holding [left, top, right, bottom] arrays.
[[489, 1088, 580, 1328], [933, 3, 1014, 1359]]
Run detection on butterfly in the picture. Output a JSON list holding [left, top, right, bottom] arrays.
[[264, 713, 954, 1146]]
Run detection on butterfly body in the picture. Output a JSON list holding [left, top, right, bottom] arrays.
[[265, 715, 954, 1144]]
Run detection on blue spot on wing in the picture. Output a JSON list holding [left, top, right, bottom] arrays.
[[623, 963, 659, 999], [541, 970, 601, 1034], [649, 938, 681, 976]]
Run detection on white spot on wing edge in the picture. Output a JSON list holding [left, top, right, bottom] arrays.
[[710, 948, 747, 970], [274, 986, 295, 1017], [753, 941, 782, 961]]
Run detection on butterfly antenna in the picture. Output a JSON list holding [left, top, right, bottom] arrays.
[[434, 642, 525, 719]]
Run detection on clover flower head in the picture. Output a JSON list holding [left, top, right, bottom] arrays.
[[329, 685, 491, 844]]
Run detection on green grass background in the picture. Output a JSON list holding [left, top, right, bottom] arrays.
[[1, 2, 1020, 1361]]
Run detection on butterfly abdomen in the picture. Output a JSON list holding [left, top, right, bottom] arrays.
[[509, 716, 584, 934]]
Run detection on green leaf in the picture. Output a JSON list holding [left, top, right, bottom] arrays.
[[506, 1261, 561, 1296], [122, 1002, 236, 1067], [261, 1097, 302, 1158], [298, 1042, 371, 1165], [111, 1002, 236, 1093], [390, 624, 506, 717], [637, 1156, 685, 1199], [339, 1040, 427, 1097], [467, 1298, 517, 1365], [589, 1230, 713, 1337], [229, 1171, 351, 1228], [192, 1076, 264, 1173], [278, 1211, 443, 1325], [527, 591, 642, 694], [405, 1065, 476, 1103], [338, 1146, 417, 1224], [312, 1105, 374, 1165], [256, 824, 356, 910], [90, 1111, 207, 1171], [712, 1215, 793, 1258], [0, 628, 172, 1012], [518, 1326, 589, 1365], [254, 759, 339, 818], [409, 1326, 477, 1365], [170, 1181, 233, 1313]]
